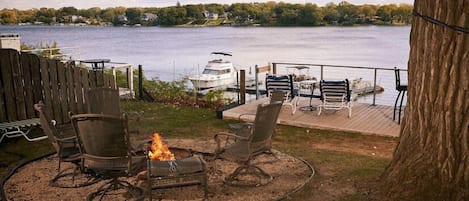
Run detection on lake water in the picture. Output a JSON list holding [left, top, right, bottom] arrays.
[[0, 25, 411, 105]]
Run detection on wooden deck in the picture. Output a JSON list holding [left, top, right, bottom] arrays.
[[223, 97, 401, 137]]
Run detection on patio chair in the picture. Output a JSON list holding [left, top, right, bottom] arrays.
[[265, 74, 299, 115], [34, 101, 99, 188], [213, 102, 283, 186], [87, 87, 120, 115], [237, 90, 285, 121], [318, 79, 352, 118], [69, 113, 146, 201]]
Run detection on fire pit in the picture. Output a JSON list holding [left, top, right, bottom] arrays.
[[145, 134, 208, 200]]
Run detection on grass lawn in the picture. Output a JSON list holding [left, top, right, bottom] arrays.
[[0, 100, 397, 200]]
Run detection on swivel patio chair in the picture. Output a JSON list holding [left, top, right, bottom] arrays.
[[213, 102, 283, 186], [318, 79, 352, 118], [87, 87, 121, 115], [393, 67, 407, 124], [237, 90, 285, 121], [69, 113, 146, 201], [265, 74, 299, 115], [34, 101, 99, 188]]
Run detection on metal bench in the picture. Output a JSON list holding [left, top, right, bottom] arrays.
[[0, 118, 47, 143]]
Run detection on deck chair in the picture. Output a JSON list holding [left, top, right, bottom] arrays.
[[318, 79, 352, 118], [265, 74, 299, 114], [237, 90, 285, 121], [34, 101, 99, 188], [87, 87, 120, 115], [0, 119, 45, 144], [213, 102, 283, 186], [69, 113, 146, 201]]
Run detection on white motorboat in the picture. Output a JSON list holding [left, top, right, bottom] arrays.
[[189, 52, 237, 89]]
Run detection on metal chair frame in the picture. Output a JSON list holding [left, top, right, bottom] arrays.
[[265, 74, 299, 115], [213, 102, 283, 186], [393, 67, 408, 124], [318, 79, 353, 118]]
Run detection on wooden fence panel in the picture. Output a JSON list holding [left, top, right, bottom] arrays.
[[82, 69, 90, 114], [74, 68, 85, 114], [66, 63, 77, 115], [39, 57, 54, 120], [0, 49, 19, 121], [11, 50, 26, 120], [0, 49, 17, 122], [0, 54, 5, 122], [20, 53, 35, 118], [89, 71, 96, 89], [29, 53, 43, 105], [103, 73, 110, 88], [48, 59, 63, 124], [58, 62, 69, 123], [0, 50, 117, 123]]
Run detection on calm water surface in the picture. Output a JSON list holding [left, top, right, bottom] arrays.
[[0, 25, 411, 105]]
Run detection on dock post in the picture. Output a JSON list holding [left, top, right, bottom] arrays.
[[138, 65, 143, 100], [255, 65, 259, 100], [240, 70, 246, 104], [320, 65, 324, 80], [372, 68, 377, 106]]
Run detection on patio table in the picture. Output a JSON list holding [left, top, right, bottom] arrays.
[[80, 59, 111, 71], [298, 80, 319, 110]]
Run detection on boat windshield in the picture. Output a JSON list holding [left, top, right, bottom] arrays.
[[203, 69, 231, 75]]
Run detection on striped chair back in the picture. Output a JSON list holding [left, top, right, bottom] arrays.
[[265, 74, 295, 99], [319, 79, 350, 102]]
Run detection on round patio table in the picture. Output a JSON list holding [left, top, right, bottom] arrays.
[[80, 59, 111, 71]]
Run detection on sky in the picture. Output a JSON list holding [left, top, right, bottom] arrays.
[[1, 0, 414, 10]]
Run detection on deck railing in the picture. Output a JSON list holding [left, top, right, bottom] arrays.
[[262, 62, 408, 106]]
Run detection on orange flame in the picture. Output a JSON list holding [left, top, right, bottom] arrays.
[[148, 133, 175, 161]]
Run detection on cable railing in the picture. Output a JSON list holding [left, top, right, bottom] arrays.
[[269, 62, 408, 106]]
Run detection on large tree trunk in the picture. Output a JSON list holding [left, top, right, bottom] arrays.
[[381, 0, 468, 201]]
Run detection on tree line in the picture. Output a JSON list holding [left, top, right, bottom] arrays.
[[0, 1, 413, 26]]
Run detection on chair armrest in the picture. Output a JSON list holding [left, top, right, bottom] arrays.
[[56, 136, 77, 143], [214, 131, 249, 141], [237, 113, 255, 121], [228, 123, 253, 137], [213, 131, 250, 159]]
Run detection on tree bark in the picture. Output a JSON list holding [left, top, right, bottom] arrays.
[[381, 0, 468, 201]]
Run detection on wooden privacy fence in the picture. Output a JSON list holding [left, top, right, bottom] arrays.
[[0, 49, 116, 125]]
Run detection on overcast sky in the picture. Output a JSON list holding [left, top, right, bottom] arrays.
[[1, 0, 414, 10]]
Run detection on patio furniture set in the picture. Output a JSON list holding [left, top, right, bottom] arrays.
[[265, 67, 407, 120], [2, 69, 406, 200], [32, 87, 285, 200]]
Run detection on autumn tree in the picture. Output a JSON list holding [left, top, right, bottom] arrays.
[[0, 9, 18, 24], [381, 0, 468, 201]]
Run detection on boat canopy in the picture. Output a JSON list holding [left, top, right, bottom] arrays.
[[286, 65, 310, 70], [211, 52, 232, 57]]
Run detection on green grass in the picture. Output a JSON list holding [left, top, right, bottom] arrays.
[[1, 100, 395, 200]]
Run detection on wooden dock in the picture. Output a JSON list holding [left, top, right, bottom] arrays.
[[223, 97, 401, 137]]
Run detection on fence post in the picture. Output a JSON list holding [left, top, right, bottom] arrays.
[[255, 65, 259, 100], [272, 63, 277, 74], [372, 68, 377, 106], [240, 70, 246, 105], [138, 65, 143, 100], [320, 65, 324, 80]]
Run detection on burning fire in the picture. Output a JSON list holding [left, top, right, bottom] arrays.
[[148, 133, 175, 161]]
